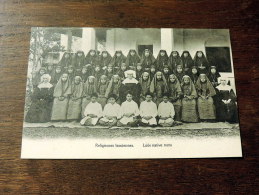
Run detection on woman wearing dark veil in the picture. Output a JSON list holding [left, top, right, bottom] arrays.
[[50, 65, 63, 86], [85, 49, 99, 66], [140, 49, 156, 72], [99, 51, 112, 70], [215, 77, 238, 123], [125, 49, 141, 70], [73, 50, 85, 76], [59, 52, 72, 72], [111, 50, 126, 73], [32, 67, 47, 89], [181, 51, 194, 75], [168, 51, 183, 73], [207, 66, 221, 88], [156, 50, 169, 71], [195, 74, 217, 121], [193, 51, 209, 74], [25, 74, 54, 123], [168, 74, 182, 121]]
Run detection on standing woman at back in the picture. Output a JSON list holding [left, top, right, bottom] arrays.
[[193, 51, 209, 74], [51, 73, 72, 121], [73, 50, 85, 76], [156, 50, 169, 71], [168, 51, 182, 73], [85, 49, 99, 66], [125, 49, 141, 70], [111, 50, 126, 73], [181, 51, 194, 75], [140, 49, 156, 72], [59, 52, 72, 72], [99, 51, 112, 71]]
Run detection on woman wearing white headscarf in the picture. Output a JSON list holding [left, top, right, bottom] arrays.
[[119, 70, 141, 104], [25, 74, 54, 123]]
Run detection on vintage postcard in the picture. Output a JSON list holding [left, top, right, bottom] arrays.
[[21, 27, 242, 159]]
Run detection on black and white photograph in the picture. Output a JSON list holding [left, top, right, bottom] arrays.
[[21, 27, 242, 158]]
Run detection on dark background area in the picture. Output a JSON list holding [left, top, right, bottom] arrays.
[[0, 0, 258, 194]]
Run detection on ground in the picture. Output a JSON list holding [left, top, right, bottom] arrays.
[[23, 122, 240, 139]]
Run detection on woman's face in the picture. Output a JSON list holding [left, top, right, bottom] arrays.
[[89, 77, 94, 83], [95, 66, 100, 72], [90, 51, 95, 56], [156, 73, 162, 80], [169, 75, 176, 83], [200, 75, 206, 83], [116, 52, 121, 57], [143, 74, 149, 80], [164, 68, 169, 73], [43, 77, 49, 83], [102, 52, 108, 58], [68, 68, 73, 73], [184, 52, 188, 58], [137, 65, 142, 71], [78, 52, 82, 57], [100, 78, 106, 84], [160, 51, 165, 56], [150, 67, 156, 73], [56, 68, 61, 73], [144, 51, 150, 57], [40, 69, 45, 75], [82, 68, 87, 74], [113, 77, 119, 83], [109, 97, 116, 104], [107, 67, 112, 72], [192, 68, 197, 74], [220, 79, 227, 85], [183, 77, 189, 84], [211, 68, 216, 74], [74, 77, 81, 84], [121, 64, 127, 70], [130, 51, 135, 56], [172, 52, 177, 57], [65, 53, 69, 58], [61, 74, 68, 82], [176, 67, 183, 73], [127, 73, 133, 79], [197, 52, 203, 58], [126, 94, 133, 101], [47, 66, 53, 71]]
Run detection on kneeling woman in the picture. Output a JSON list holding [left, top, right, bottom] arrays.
[[181, 75, 198, 122], [80, 93, 103, 126], [99, 94, 121, 126], [117, 91, 140, 127], [25, 74, 54, 123], [215, 77, 238, 123], [195, 74, 216, 121], [51, 73, 72, 121]]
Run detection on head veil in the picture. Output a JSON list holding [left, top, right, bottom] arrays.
[[105, 75, 121, 98], [195, 74, 216, 96], [181, 75, 197, 98], [168, 74, 182, 94], [83, 76, 97, 96], [125, 49, 141, 67], [53, 74, 72, 97], [150, 71, 168, 93], [71, 76, 84, 98]]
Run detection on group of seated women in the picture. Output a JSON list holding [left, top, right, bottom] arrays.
[[25, 49, 238, 126]]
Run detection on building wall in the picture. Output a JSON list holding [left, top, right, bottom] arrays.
[[106, 28, 161, 56]]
